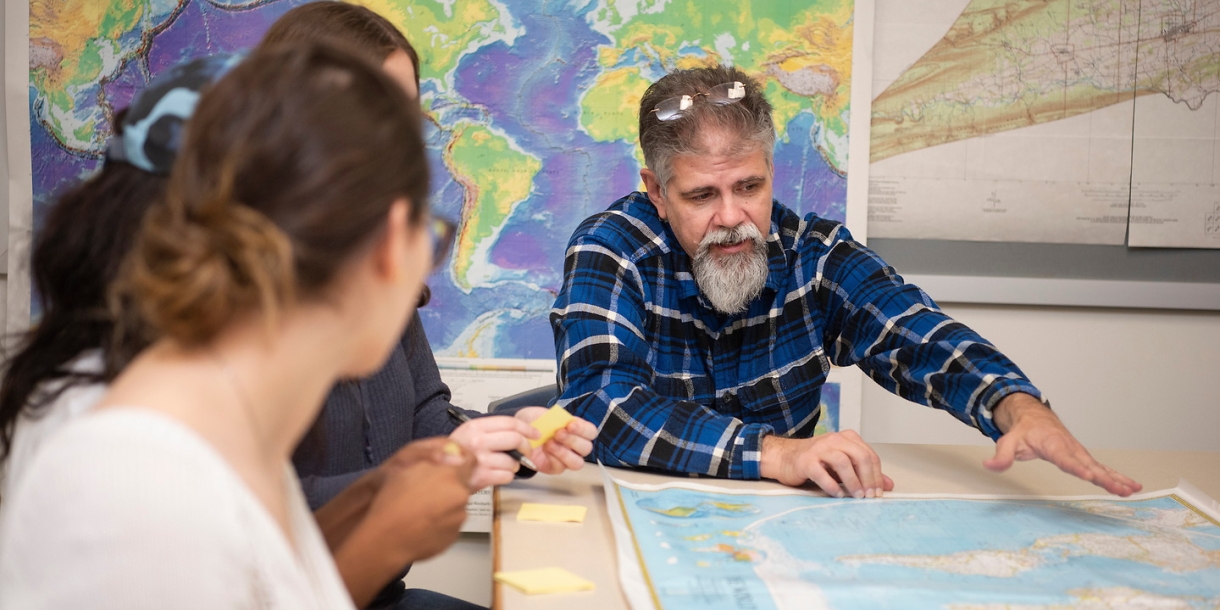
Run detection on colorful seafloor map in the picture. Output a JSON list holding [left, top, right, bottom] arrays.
[[606, 475, 1220, 610], [867, 0, 1220, 247], [27, 0, 861, 358]]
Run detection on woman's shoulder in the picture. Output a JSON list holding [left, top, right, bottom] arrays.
[[0, 409, 262, 608], [7, 408, 248, 527], [2, 409, 254, 552], [3, 352, 110, 496]]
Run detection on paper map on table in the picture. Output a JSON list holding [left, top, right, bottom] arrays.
[[603, 468, 1220, 610]]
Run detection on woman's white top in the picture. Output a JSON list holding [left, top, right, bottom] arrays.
[[0, 408, 356, 610], [1, 350, 107, 500]]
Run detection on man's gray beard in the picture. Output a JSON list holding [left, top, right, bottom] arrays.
[[692, 223, 769, 314]]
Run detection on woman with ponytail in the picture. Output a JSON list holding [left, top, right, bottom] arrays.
[[258, 8, 596, 609], [0, 44, 472, 609], [261, 4, 599, 518]]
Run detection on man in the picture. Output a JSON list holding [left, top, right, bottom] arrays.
[[551, 65, 1141, 499]]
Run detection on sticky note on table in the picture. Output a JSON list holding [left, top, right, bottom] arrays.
[[528, 404, 575, 448], [517, 502, 587, 523], [494, 567, 595, 595]]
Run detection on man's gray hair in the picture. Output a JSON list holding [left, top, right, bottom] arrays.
[[638, 65, 775, 192]]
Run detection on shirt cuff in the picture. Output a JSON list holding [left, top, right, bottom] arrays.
[[976, 378, 1047, 441], [734, 423, 772, 480]]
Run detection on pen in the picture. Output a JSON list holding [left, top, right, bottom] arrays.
[[446, 406, 538, 477]]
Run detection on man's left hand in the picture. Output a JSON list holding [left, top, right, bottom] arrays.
[[985, 393, 1142, 497]]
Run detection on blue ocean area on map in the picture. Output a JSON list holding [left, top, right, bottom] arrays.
[[619, 486, 1220, 609]]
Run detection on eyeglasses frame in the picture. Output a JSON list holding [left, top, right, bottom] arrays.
[[650, 81, 747, 122]]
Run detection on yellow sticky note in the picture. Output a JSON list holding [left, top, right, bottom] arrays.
[[517, 503, 587, 523], [528, 405, 575, 448], [494, 567, 595, 595]]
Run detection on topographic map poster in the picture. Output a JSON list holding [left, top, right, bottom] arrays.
[[604, 471, 1220, 610], [868, 0, 1220, 248], [23, 0, 869, 358]]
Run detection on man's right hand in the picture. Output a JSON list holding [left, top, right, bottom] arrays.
[[759, 430, 893, 498]]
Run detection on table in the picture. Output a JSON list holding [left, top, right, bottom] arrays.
[[492, 444, 1220, 610]]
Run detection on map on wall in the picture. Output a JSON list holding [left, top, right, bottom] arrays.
[[605, 473, 1220, 610], [28, 0, 864, 359], [868, 0, 1220, 248]]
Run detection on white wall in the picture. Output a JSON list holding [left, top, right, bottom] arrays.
[[861, 302, 1220, 452]]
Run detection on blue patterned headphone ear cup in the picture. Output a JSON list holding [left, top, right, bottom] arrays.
[[141, 111, 188, 173], [108, 53, 244, 174]]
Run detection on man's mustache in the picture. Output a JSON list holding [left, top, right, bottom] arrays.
[[700, 224, 764, 249]]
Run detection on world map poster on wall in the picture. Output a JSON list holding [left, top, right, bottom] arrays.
[[868, 0, 1220, 249], [25, 0, 865, 361]]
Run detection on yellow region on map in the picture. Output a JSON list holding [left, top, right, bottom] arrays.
[[581, 0, 856, 173]]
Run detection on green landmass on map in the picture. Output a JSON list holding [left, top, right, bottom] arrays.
[[30, 0, 175, 154], [444, 121, 542, 290], [871, 0, 1220, 163], [581, 0, 856, 174]]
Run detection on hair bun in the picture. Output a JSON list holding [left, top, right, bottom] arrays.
[[119, 197, 294, 346]]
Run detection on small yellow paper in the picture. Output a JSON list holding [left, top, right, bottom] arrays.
[[494, 567, 595, 595], [517, 503, 587, 523], [528, 405, 575, 448]]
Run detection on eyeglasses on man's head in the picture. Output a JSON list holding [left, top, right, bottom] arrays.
[[651, 81, 747, 122]]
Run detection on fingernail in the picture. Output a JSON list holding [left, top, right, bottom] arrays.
[[853, 490, 864, 499], [865, 489, 875, 499], [440, 442, 464, 465], [835, 490, 845, 499], [876, 488, 884, 498]]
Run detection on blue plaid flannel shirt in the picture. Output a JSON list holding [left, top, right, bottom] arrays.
[[551, 192, 1044, 479]]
